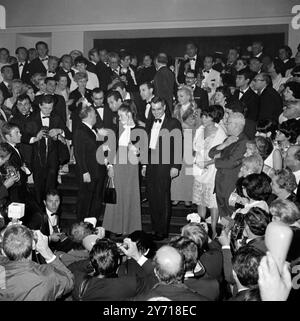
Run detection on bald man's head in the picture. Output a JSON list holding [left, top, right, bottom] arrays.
[[153, 246, 184, 284]]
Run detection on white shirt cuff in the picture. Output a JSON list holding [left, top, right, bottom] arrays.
[[137, 255, 147, 266], [222, 245, 231, 250], [46, 255, 57, 264]]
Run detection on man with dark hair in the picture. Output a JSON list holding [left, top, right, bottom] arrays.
[[234, 69, 260, 123], [135, 245, 208, 301], [138, 82, 155, 126], [0, 225, 74, 300], [224, 48, 239, 77], [73, 102, 107, 222], [142, 97, 182, 240], [153, 53, 175, 113], [28, 41, 49, 77], [56, 54, 76, 89], [249, 57, 263, 74], [185, 70, 209, 109], [24, 94, 71, 203], [230, 245, 264, 301], [177, 42, 203, 84], [201, 55, 221, 98], [119, 51, 137, 92], [251, 41, 264, 59], [252, 72, 283, 121], [11, 47, 31, 84], [106, 90, 123, 133], [169, 236, 219, 300], [0, 65, 13, 100]]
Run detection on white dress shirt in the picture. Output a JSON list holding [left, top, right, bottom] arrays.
[[149, 113, 165, 149], [119, 124, 134, 147], [239, 86, 249, 100], [40, 56, 49, 70], [46, 207, 58, 235], [145, 97, 154, 119], [294, 170, 300, 193], [18, 61, 25, 78], [95, 105, 104, 120], [188, 55, 197, 71]]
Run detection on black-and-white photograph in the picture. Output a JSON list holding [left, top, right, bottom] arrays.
[[0, 0, 299, 307]]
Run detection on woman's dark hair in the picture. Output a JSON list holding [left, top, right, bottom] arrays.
[[241, 173, 272, 201], [256, 119, 278, 140], [283, 81, 300, 100], [201, 105, 224, 123], [128, 230, 157, 259], [244, 207, 271, 236], [215, 86, 232, 100], [119, 101, 137, 124], [254, 136, 273, 160], [89, 238, 120, 278], [278, 119, 300, 144]]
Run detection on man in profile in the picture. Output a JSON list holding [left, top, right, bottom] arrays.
[[0, 225, 74, 300]]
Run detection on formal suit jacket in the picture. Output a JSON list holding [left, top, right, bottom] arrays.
[[258, 86, 283, 121], [24, 111, 71, 170], [153, 66, 175, 112], [209, 132, 249, 198], [146, 115, 183, 171], [177, 56, 203, 84], [28, 57, 47, 77], [92, 103, 115, 131], [193, 86, 209, 110], [234, 88, 260, 122], [0, 257, 74, 301], [136, 99, 155, 125], [10, 111, 33, 169], [73, 122, 102, 181], [93, 61, 111, 92], [33, 93, 67, 124], [11, 61, 31, 84], [136, 65, 156, 85], [0, 82, 12, 100], [184, 275, 220, 301], [135, 282, 209, 301]]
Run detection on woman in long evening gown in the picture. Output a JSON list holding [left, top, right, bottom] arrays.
[[102, 104, 143, 235]]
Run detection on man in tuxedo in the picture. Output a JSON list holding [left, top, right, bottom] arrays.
[[24, 94, 71, 204], [106, 90, 123, 134], [107, 52, 121, 80], [185, 70, 208, 110], [119, 51, 137, 92], [46, 56, 59, 78], [142, 97, 182, 240], [0, 65, 13, 100], [135, 246, 208, 301], [11, 47, 31, 84], [177, 42, 202, 84], [9, 93, 33, 169], [136, 54, 156, 86], [91, 87, 115, 131], [28, 41, 49, 77], [88, 48, 111, 92], [56, 54, 76, 90], [285, 146, 300, 203], [209, 112, 248, 219], [201, 55, 221, 99], [251, 41, 264, 59], [138, 82, 155, 126], [249, 57, 263, 75], [73, 103, 107, 222], [234, 69, 260, 138], [153, 53, 175, 114], [33, 77, 67, 124], [252, 73, 283, 121], [224, 48, 239, 78]]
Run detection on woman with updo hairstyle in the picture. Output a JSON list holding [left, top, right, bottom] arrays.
[[192, 105, 227, 238], [103, 103, 144, 236], [171, 85, 198, 207], [256, 119, 282, 171], [276, 119, 300, 158], [282, 81, 300, 102]]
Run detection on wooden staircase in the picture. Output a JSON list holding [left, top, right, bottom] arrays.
[[58, 164, 197, 237]]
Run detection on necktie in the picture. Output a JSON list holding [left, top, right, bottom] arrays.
[[154, 119, 162, 123]]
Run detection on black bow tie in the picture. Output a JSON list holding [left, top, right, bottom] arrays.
[[96, 105, 104, 109], [154, 119, 162, 123], [203, 70, 210, 73], [240, 90, 245, 94], [189, 58, 196, 61], [41, 57, 48, 62], [48, 71, 55, 74], [19, 63, 24, 67], [42, 116, 50, 119], [50, 212, 57, 216]]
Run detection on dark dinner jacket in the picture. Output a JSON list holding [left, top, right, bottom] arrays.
[[0, 81, 12, 100], [234, 87, 260, 122], [177, 56, 203, 84], [258, 85, 283, 121], [193, 86, 209, 110], [11, 61, 31, 84], [28, 57, 47, 77]]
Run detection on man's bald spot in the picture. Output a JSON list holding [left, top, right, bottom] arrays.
[[155, 246, 182, 274]]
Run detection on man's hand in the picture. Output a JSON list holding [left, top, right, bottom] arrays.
[[83, 172, 91, 183], [34, 230, 55, 262], [49, 128, 62, 138], [141, 166, 146, 177], [224, 135, 239, 146], [36, 129, 46, 141], [97, 128, 108, 137], [218, 228, 231, 247], [3, 172, 20, 189], [170, 168, 179, 179], [119, 238, 141, 262], [49, 233, 62, 242], [258, 252, 292, 301], [107, 166, 114, 178]]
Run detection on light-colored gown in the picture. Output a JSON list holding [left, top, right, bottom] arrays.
[[102, 124, 142, 234], [171, 102, 199, 202], [192, 124, 227, 208]]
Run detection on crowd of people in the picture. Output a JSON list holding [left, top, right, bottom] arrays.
[[0, 39, 300, 301]]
